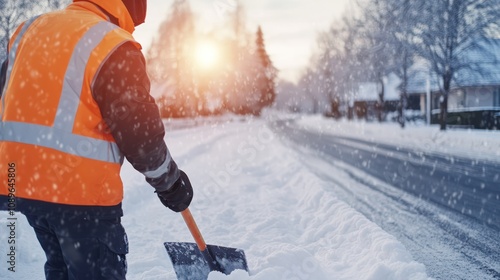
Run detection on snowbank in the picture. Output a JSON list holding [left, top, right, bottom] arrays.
[[296, 115, 500, 163]]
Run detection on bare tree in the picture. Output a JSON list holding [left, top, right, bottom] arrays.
[[146, 0, 195, 82], [415, 0, 500, 130], [355, 0, 398, 122], [146, 0, 197, 117], [0, 0, 70, 61], [45, 0, 70, 11], [378, 0, 423, 128], [312, 13, 372, 118], [0, 1, 30, 59], [313, 0, 401, 121], [391, 0, 415, 128]]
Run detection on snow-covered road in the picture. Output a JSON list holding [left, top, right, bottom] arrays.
[[273, 118, 500, 230], [272, 116, 500, 279]]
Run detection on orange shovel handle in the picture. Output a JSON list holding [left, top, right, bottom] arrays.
[[181, 208, 207, 251]]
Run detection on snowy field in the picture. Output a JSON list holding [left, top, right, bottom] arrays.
[[4, 113, 498, 280]]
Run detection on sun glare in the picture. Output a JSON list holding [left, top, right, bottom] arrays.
[[195, 40, 219, 69]]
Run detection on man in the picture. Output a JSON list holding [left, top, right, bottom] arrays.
[[0, 0, 193, 279]]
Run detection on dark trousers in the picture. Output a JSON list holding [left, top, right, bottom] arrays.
[[25, 213, 128, 280]]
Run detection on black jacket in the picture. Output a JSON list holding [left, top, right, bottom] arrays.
[[93, 42, 180, 192], [0, 59, 6, 96]]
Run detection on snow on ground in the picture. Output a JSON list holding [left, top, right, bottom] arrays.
[[0, 114, 430, 280], [296, 115, 500, 163]]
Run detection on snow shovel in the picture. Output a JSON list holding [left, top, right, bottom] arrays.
[[164, 208, 249, 280]]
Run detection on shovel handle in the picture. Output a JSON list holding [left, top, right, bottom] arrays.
[[181, 208, 207, 251]]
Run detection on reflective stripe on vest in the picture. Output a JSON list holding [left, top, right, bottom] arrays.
[[0, 19, 123, 164]]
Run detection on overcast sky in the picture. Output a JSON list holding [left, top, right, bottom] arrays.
[[135, 0, 351, 83]]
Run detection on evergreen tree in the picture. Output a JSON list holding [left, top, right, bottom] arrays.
[[223, 26, 277, 116], [255, 26, 277, 109]]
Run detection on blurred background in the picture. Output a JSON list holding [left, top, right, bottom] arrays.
[[1, 0, 499, 129]]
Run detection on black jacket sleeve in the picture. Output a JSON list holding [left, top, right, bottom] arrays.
[[0, 59, 7, 97], [92, 42, 179, 192]]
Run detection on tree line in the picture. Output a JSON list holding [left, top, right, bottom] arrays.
[[147, 0, 277, 118], [294, 0, 500, 130], [0, 0, 277, 118]]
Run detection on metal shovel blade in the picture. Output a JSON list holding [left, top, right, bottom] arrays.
[[164, 242, 249, 280]]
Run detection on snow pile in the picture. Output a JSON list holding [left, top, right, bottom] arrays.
[[297, 115, 500, 163], [124, 117, 429, 280], [0, 116, 429, 280]]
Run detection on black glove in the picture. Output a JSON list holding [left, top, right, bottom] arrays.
[[156, 170, 193, 212]]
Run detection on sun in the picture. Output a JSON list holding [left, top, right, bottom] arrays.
[[195, 40, 219, 69]]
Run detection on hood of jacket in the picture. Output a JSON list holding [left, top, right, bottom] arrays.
[[73, 0, 135, 33]]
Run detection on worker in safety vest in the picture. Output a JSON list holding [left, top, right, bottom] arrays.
[[0, 0, 193, 278]]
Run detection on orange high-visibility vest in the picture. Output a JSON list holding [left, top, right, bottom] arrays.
[[0, 2, 141, 206]]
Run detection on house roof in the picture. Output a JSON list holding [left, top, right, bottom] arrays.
[[355, 72, 402, 101], [454, 39, 500, 87], [406, 62, 440, 94], [407, 39, 500, 94]]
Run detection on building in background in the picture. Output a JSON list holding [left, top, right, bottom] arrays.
[[406, 40, 500, 129]]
